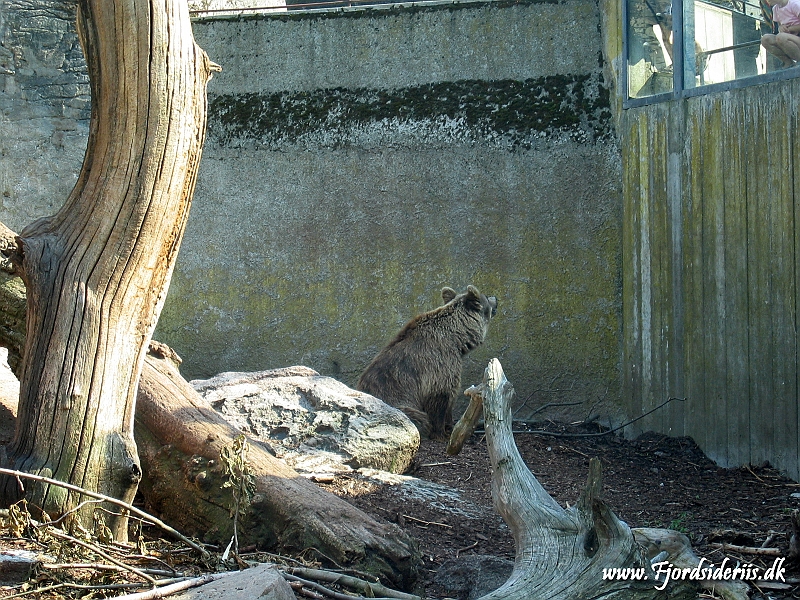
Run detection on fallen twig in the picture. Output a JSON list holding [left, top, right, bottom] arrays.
[[3, 583, 68, 599], [0, 467, 209, 558], [561, 445, 590, 458], [708, 542, 782, 556], [112, 572, 231, 600], [40, 562, 179, 577], [290, 580, 326, 599], [482, 396, 686, 437], [455, 540, 479, 557], [46, 527, 157, 585], [285, 572, 362, 600], [285, 572, 417, 600], [287, 567, 421, 600], [3, 579, 189, 599], [399, 514, 452, 528], [745, 465, 765, 483], [527, 400, 584, 418]]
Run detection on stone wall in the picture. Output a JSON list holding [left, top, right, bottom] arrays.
[[0, 0, 623, 420]]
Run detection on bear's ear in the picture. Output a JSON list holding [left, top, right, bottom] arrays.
[[441, 287, 457, 303], [464, 285, 483, 311]]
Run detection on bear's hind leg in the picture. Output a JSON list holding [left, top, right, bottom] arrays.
[[426, 392, 455, 441]]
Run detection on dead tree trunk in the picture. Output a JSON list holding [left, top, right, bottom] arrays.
[[475, 359, 695, 600], [0, 0, 214, 536]]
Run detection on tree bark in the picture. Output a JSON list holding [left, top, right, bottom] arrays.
[[0, 0, 214, 536], [446, 384, 484, 456]]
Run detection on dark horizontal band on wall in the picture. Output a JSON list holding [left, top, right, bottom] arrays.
[[208, 76, 614, 148]]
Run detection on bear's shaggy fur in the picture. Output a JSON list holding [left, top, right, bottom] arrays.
[[357, 285, 497, 440]]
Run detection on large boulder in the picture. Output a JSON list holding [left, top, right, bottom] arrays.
[[191, 366, 419, 474]]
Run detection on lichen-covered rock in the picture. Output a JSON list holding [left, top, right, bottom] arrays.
[[191, 366, 419, 474]]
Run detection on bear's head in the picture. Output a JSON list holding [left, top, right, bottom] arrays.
[[441, 285, 498, 347]]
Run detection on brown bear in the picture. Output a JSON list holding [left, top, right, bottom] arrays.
[[357, 285, 498, 440]]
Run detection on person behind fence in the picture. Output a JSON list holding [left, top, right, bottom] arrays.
[[761, 0, 800, 67]]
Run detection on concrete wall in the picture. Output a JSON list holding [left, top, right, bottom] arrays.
[[0, 0, 90, 231], [0, 0, 623, 419]]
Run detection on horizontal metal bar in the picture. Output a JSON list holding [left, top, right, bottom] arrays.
[[698, 39, 763, 57]]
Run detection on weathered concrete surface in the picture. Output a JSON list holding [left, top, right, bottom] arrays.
[[0, 0, 623, 421], [188, 0, 286, 13], [192, 1, 602, 94], [0, 0, 90, 232], [163, 1, 622, 421]]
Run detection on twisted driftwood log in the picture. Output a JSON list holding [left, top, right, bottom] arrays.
[[473, 358, 748, 600]]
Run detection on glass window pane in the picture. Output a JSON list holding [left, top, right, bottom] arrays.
[[627, 0, 675, 97], [684, 0, 770, 88]]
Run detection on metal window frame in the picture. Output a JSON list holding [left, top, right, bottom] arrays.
[[622, 0, 800, 108]]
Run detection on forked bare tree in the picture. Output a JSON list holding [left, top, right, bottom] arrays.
[[0, 0, 212, 534], [466, 358, 748, 600]]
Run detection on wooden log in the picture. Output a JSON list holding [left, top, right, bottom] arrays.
[[446, 384, 484, 456], [136, 346, 420, 589], [633, 528, 749, 600]]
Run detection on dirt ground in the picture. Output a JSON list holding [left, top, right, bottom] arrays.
[[318, 421, 800, 599]]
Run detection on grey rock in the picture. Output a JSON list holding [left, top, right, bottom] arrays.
[[0, 550, 47, 584], [172, 563, 295, 600], [192, 366, 419, 474], [434, 554, 514, 600]]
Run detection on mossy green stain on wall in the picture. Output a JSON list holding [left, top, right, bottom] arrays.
[[156, 0, 623, 423], [158, 139, 623, 421], [208, 76, 613, 148]]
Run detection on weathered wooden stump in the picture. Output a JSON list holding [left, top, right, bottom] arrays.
[[473, 358, 721, 600]]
